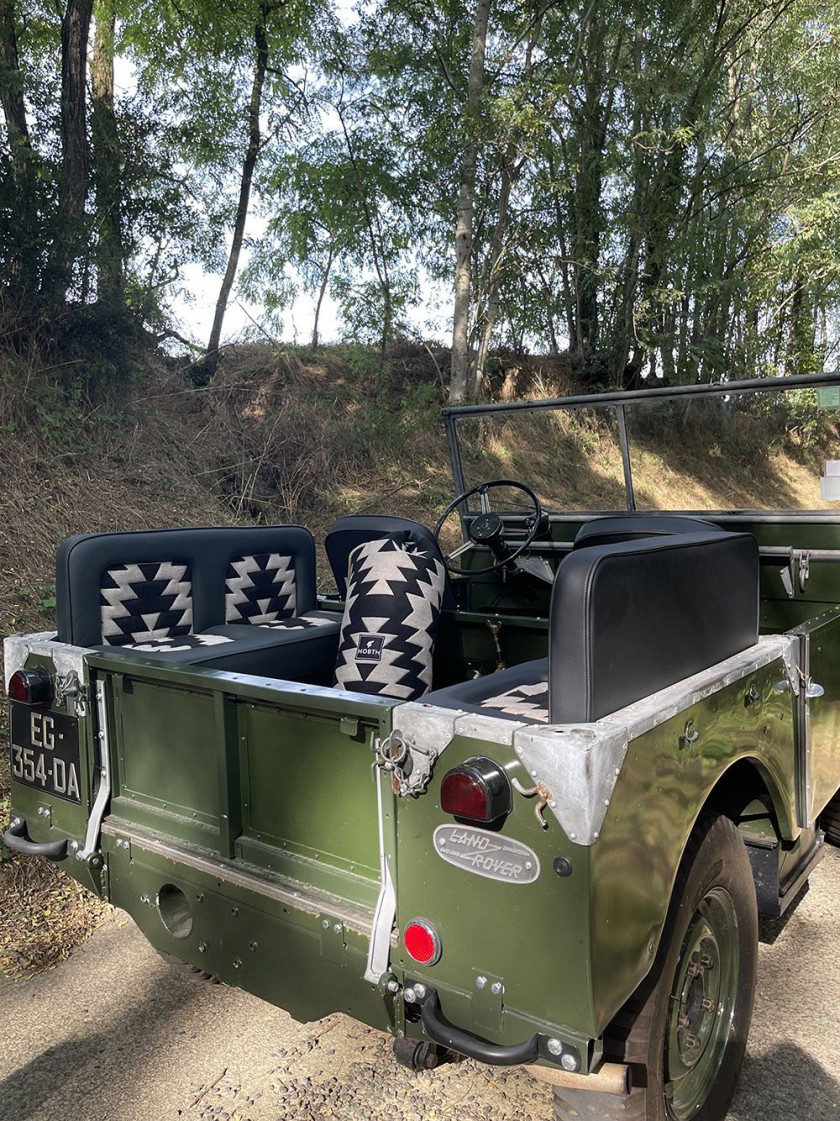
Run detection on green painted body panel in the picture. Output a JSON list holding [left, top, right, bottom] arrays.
[[588, 659, 797, 1032], [238, 701, 381, 892], [393, 737, 595, 1036], [793, 605, 840, 818], [105, 836, 389, 1029]]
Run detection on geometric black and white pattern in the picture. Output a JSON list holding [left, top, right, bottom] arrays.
[[333, 537, 446, 700], [225, 553, 296, 624], [480, 681, 549, 722], [123, 633, 235, 653], [100, 562, 193, 646], [254, 615, 336, 631]]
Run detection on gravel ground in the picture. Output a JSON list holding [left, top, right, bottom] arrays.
[[1, 849, 839, 1121]]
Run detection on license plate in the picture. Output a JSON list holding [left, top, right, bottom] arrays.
[[9, 703, 82, 803]]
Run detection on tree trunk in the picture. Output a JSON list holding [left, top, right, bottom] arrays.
[[92, 0, 123, 307], [204, 1, 273, 379], [0, 0, 38, 293], [311, 241, 335, 348], [48, 0, 93, 301], [449, 0, 490, 403]]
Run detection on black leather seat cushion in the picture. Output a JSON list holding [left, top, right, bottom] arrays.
[[550, 531, 759, 723], [325, 515, 455, 609], [573, 514, 719, 550], [424, 659, 548, 722], [99, 613, 341, 683]]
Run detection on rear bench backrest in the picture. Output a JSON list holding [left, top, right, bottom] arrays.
[[56, 526, 317, 648], [548, 531, 759, 724]]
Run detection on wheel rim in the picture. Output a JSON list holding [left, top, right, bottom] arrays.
[[663, 887, 740, 1120]]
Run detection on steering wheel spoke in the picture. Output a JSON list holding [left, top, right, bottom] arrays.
[[446, 540, 476, 562], [433, 479, 544, 577]]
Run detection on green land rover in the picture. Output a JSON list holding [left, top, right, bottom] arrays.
[[6, 373, 840, 1121]]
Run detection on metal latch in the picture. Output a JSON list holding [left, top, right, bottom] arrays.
[[374, 730, 438, 797]]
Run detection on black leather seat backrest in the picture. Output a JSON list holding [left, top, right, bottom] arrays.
[[56, 526, 317, 648], [573, 514, 719, 550], [325, 514, 455, 609], [548, 531, 759, 724]]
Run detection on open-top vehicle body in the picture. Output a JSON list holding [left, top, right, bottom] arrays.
[[6, 372, 840, 1121]]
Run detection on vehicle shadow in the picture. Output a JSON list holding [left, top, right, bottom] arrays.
[[731, 1042, 840, 1119], [758, 880, 810, 946]]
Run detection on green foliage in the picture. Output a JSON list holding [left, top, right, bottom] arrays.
[[1, 0, 840, 394]]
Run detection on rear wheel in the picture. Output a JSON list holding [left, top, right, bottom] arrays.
[[554, 815, 758, 1121], [821, 789, 840, 846]]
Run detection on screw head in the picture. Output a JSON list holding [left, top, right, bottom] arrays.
[[321, 919, 330, 929], [233, 958, 242, 969], [490, 982, 502, 996], [403, 987, 417, 1004], [413, 983, 426, 1000], [333, 923, 342, 935], [476, 975, 487, 990], [553, 857, 573, 878], [386, 980, 400, 994], [560, 1053, 579, 1072], [547, 1038, 563, 1056], [198, 942, 207, 953]]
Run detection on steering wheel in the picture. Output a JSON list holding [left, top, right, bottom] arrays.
[[433, 479, 544, 575]]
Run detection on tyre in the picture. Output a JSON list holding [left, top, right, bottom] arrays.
[[554, 814, 758, 1121], [821, 789, 840, 846]]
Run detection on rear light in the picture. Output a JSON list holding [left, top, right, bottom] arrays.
[[403, 919, 442, 965], [8, 666, 53, 707], [440, 756, 512, 823]]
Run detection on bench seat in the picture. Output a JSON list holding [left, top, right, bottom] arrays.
[[424, 529, 759, 726], [55, 527, 340, 682]]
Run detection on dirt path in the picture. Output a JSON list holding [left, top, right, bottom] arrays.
[[2, 849, 839, 1121]]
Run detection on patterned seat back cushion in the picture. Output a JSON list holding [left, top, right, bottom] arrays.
[[100, 562, 193, 646], [333, 538, 446, 700], [225, 553, 296, 624]]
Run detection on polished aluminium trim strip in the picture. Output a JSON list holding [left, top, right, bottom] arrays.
[[364, 766, 397, 983], [514, 635, 800, 846], [77, 678, 112, 861]]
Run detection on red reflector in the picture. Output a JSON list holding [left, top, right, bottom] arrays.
[[404, 920, 441, 965], [8, 667, 53, 706], [441, 771, 489, 820]]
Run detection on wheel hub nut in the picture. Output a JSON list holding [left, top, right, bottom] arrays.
[[685, 1034, 701, 1050]]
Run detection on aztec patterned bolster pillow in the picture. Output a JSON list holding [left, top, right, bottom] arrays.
[[333, 537, 446, 700]]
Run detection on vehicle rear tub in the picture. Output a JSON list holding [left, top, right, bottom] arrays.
[[89, 651, 398, 1029]]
